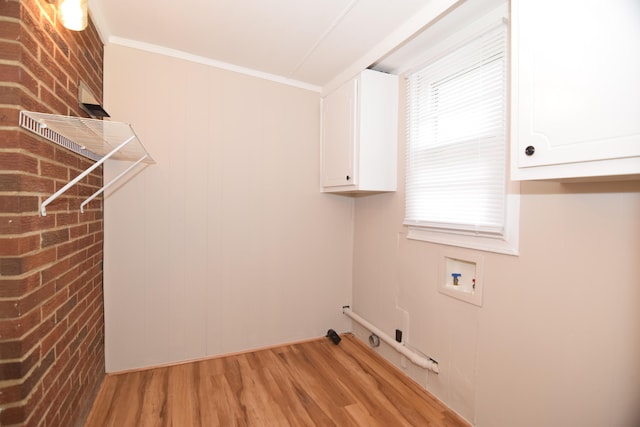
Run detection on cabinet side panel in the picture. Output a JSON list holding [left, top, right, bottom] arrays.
[[358, 70, 399, 191]]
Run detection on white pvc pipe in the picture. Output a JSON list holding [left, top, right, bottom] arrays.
[[343, 306, 439, 374]]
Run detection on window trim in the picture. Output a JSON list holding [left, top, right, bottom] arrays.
[[406, 191, 519, 255]]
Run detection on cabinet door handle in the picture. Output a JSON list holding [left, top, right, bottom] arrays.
[[525, 145, 535, 156], [346, 175, 351, 181]]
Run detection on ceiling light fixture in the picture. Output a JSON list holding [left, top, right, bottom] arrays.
[[46, 0, 88, 31]]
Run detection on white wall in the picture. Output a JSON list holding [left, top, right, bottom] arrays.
[[101, 37, 640, 427], [352, 149, 640, 425], [102, 44, 353, 372]]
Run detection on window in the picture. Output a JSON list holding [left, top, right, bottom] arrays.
[[404, 19, 519, 255]]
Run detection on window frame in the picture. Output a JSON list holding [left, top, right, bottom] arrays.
[[403, 5, 519, 256]]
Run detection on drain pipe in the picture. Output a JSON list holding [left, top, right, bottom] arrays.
[[343, 306, 439, 374]]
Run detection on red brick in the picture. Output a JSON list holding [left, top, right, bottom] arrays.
[[76, 234, 92, 248], [87, 220, 101, 234], [77, 256, 96, 273], [0, 234, 39, 256], [39, 0, 57, 26], [0, 299, 20, 319], [0, 307, 41, 339], [44, 347, 70, 391], [22, 246, 56, 271], [0, 404, 27, 426], [52, 43, 76, 82], [86, 241, 101, 258], [0, 195, 39, 213], [55, 79, 76, 109], [39, 84, 67, 115], [0, 173, 55, 193], [55, 211, 79, 227], [42, 44, 67, 85], [20, 3, 54, 55], [11, 281, 56, 318], [23, 45, 55, 86], [40, 159, 69, 180], [78, 157, 93, 169], [0, 338, 22, 359], [0, 19, 20, 41], [46, 365, 73, 421], [41, 288, 68, 320], [0, 128, 20, 148], [41, 228, 69, 248], [0, 213, 55, 234], [40, 314, 67, 355], [76, 297, 95, 326], [0, 131, 56, 158], [17, 22, 39, 58], [0, 40, 20, 62], [54, 266, 79, 291], [0, 257, 23, 275], [0, 82, 21, 104], [41, 194, 70, 213], [15, 316, 54, 358], [0, 105, 21, 127], [20, 82, 41, 110], [0, 272, 40, 298], [0, 0, 21, 20], [22, 385, 46, 427], [68, 224, 87, 238], [0, 62, 20, 82], [42, 258, 72, 283], [87, 173, 102, 187], [0, 151, 39, 173], [53, 147, 79, 169], [43, 17, 70, 58], [68, 287, 87, 313], [54, 321, 77, 355], [40, 256, 71, 284], [56, 238, 79, 258], [76, 182, 98, 197], [0, 348, 54, 403], [0, 345, 40, 381]]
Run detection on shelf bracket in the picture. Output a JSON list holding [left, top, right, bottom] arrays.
[[40, 136, 136, 216], [80, 153, 148, 213], [18, 111, 155, 217]]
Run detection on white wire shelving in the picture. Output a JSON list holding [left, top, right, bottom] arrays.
[[19, 111, 155, 216]]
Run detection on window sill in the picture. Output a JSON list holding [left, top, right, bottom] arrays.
[[406, 194, 520, 256]]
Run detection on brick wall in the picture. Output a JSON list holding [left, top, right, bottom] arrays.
[[0, 0, 105, 426]]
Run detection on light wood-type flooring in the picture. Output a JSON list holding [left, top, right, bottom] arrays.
[[86, 334, 469, 426]]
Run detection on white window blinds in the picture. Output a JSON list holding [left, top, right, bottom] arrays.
[[405, 22, 508, 236]]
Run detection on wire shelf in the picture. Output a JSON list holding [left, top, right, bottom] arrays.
[[19, 111, 155, 216], [19, 111, 154, 163]]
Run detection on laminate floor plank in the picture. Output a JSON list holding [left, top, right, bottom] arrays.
[[86, 334, 470, 427]]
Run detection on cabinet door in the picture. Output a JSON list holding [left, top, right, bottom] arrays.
[[321, 78, 357, 188], [512, 0, 640, 178]]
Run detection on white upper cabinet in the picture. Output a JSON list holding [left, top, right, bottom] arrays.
[[511, 0, 640, 180], [321, 69, 398, 193]]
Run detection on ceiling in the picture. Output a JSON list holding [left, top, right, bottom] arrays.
[[87, 0, 452, 91]]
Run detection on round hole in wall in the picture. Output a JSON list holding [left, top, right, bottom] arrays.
[[369, 334, 380, 348]]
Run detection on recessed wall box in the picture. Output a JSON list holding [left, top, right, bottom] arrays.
[[438, 248, 484, 306]]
